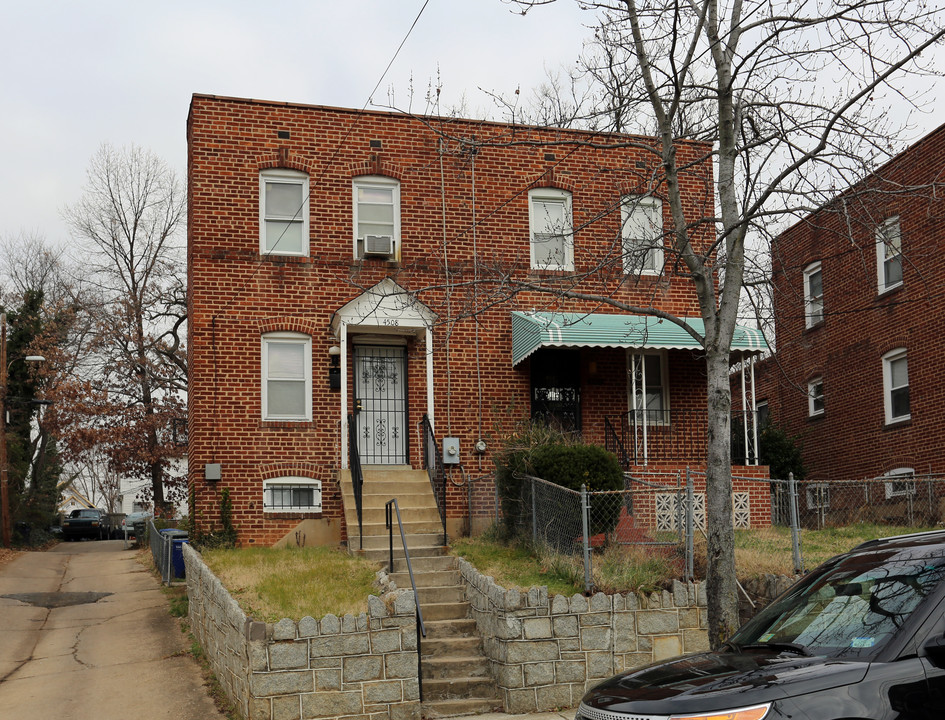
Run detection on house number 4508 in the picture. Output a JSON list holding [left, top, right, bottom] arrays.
[[382, 319, 399, 326]]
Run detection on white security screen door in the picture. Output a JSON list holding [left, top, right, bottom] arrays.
[[354, 346, 407, 464]]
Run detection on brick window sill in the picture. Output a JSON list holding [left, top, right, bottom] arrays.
[[259, 421, 315, 430], [263, 511, 323, 520], [883, 418, 912, 431]]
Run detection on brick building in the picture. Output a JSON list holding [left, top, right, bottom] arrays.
[[187, 94, 769, 547], [756, 121, 945, 521]]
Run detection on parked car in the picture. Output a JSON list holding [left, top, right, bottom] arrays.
[[576, 529, 945, 720], [61, 509, 107, 541], [121, 511, 152, 537]]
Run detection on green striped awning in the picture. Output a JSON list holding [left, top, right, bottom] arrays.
[[511, 311, 768, 366]]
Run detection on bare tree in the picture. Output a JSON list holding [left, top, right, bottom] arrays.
[[62, 144, 187, 514], [446, 0, 945, 645]]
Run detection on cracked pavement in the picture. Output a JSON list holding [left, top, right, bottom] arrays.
[[0, 540, 225, 719]]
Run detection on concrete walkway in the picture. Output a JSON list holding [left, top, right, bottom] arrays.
[[446, 712, 576, 720], [0, 540, 224, 720]]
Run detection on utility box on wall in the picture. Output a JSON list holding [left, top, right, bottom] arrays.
[[443, 437, 460, 465]]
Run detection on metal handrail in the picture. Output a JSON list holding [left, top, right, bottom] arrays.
[[348, 414, 365, 550], [420, 414, 447, 543], [604, 416, 630, 468], [385, 498, 426, 701]]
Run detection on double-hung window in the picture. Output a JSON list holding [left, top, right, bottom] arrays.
[[629, 351, 669, 424], [808, 376, 824, 417], [803, 262, 823, 328], [882, 468, 915, 500], [876, 217, 903, 294], [621, 196, 664, 275], [353, 176, 400, 258], [262, 333, 312, 421], [529, 189, 573, 270], [260, 169, 309, 256], [882, 348, 910, 424], [263, 477, 322, 512]]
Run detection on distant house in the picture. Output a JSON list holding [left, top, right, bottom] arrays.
[[186, 94, 769, 548], [755, 122, 945, 517], [58, 490, 94, 515]]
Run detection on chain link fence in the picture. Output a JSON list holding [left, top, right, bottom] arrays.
[[503, 470, 945, 595], [147, 519, 189, 585]]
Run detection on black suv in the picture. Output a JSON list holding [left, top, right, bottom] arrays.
[[577, 529, 945, 720]]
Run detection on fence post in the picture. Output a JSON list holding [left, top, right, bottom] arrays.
[[531, 477, 537, 544], [581, 484, 592, 595], [788, 472, 803, 574], [685, 468, 694, 583]]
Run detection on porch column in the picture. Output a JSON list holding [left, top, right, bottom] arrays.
[[340, 322, 349, 470], [740, 359, 750, 465], [750, 356, 758, 465], [425, 326, 435, 430]]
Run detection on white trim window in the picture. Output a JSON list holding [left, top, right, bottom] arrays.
[[808, 376, 824, 417], [529, 188, 573, 270], [353, 176, 400, 258], [882, 348, 910, 424], [806, 483, 830, 510], [628, 351, 669, 424], [882, 468, 916, 500], [876, 217, 903, 294], [260, 169, 309, 256], [262, 332, 312, 421], [263, 478, 322, 512], [621, 195, 664, 275], [803, 261, 824, 328]]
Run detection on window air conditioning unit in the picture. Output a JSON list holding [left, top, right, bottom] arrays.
[[364, 234, 393, 256]]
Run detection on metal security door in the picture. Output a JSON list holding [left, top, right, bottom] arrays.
[[354, 346, 408, 464]]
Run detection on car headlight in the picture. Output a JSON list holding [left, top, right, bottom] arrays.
[[671, 704, 771, 720]]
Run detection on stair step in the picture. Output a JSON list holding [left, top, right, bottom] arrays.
[[421, 697, 501, 719], [421, 636, 482, 658], [352, 507, 443, 524], [390, 569, 459, 587], [417, 586, 466, 605], [358, 519, 445, 535], [352, 533, 445, 550], [421, 677, 496, 702], [423, 618, 478, 639], [359, 547, 448, 566], [422, 656, 491, 679], [421, 602, 469, 621]]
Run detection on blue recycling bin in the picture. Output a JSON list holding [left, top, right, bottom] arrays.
[[172, 538, 189, 578]]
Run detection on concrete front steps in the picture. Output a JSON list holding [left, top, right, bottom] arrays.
[[338, 465, 499, 718]]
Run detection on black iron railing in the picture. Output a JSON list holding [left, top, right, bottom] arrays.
[[348, 414, 365, 550], [420, 414, 447, 543], [386, 498, 427, 700]]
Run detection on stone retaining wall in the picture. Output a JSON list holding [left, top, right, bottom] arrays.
[[184, 544, 421, 720], [457, 559, 710, 714]]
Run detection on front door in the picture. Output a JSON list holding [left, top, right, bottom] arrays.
[[354, 345, 408, 464]]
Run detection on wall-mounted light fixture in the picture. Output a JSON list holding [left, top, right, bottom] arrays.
[[328, 345, 341, 390]]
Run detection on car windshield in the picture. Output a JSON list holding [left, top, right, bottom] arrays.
[[730, 543, 945, 658], [71, 509, 99, 518]]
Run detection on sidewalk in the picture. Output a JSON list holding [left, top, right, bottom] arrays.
[[447, 711, 576, 720]]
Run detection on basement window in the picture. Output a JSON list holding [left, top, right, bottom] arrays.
[[263, 478, 322, 512]]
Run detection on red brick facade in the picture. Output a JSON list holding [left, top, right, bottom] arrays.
[[758, 122, 945, 489], [187, 94, 768, 546]]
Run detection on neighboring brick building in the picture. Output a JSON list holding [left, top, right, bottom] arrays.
[[756, 121, 945, 519], [187, 94, 769, 547]]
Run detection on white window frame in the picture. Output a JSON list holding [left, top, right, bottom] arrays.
[[528, 188, 574, 271], [882, 348, 910, 425], [876, 217, 903, 294], [352, 176, 401, 259], [261, 332, 312, 421], [263, 477, 322, 513], [803, 261, 824, 328], [806, 483, 830, 510], [628, 350, 670, 425], [807, 376, 824, 418], [882, 467, 916, 500], [621, 195, 664, 275], [755, 400, 770, 429], [259, 169, 309, 257]]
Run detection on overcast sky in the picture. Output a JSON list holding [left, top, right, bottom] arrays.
[[1, 1, 942, 252]]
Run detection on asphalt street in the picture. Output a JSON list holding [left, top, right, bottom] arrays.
[[0, 540, 224, 720]]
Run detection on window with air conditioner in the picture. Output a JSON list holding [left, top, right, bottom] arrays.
[[876, 217, 903, 294], [260, 169, 309, 256], [621, 195, 664, 275], [261, 332, 312, 421], [263, 478, 322, 512], [353, 176, 400, 259], [803, 261, 823, 328], [529, 188, 573, 270]]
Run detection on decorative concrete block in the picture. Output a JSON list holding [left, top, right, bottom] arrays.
[[315, 668, 341, 691], [586, 651, 614, 679], [653, 635, 682, 660], [300, 691, 363, 718], [269, 641, 308, 670], [310, 636, 343, 658], [341, 614, 357, 633], [495, 616, 523, 640], [320, 614, 340, 635], [523, 617, 552, 639], [273, 619, 297, 641], [250, 670, 314, 696], [551, 594, 570, 614], [683, 628, 710, 654], [524, 661, 555, 686], [271, 695, 300, 720], [368, 595, 388, 618], [364, 680, 403, 703], [343, 655, 383, 683], [679, 608, 701, 629], [385, 652, 418, 679], [590, 592, 611, 611], [536, 683, 573, 711], [371, 629, 401, 654], [673, 580, 687, 607], [613, 613, 636, 653], [404, 678, 420, 701], [552, 614, 578, 638], [637, 610, 679, 635], [580, 612, 610, 627], [249, 641, 270, 672], [297, 616, 318, 638], [554, 659, 586, 683], [580, 626, 612, 651], [569, 594, 588, 613], [393, 590, 416, 616], [494, 663, 524, 688], [389, 701, 422, 720], [505, 588, 523, 609], [558, 637, 581, 652], [341, 633, 370, 655], [506, 688, 538, 714], [506, 640, 559, 663], [249, 697, 273, 720]]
